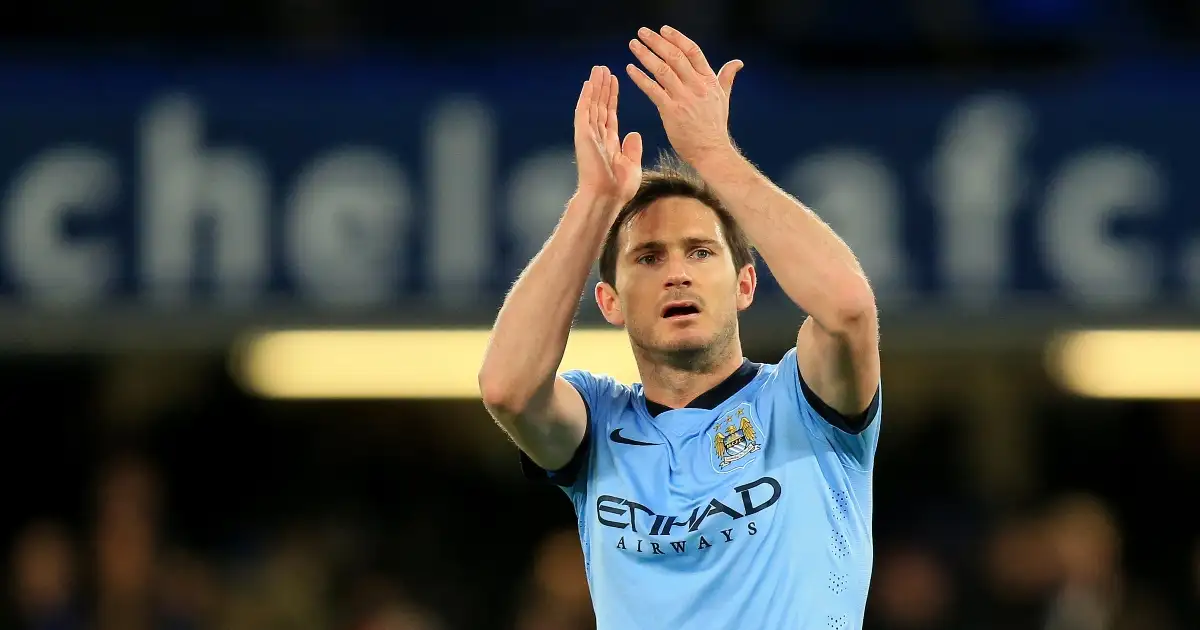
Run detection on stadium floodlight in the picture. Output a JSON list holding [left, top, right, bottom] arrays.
[[232, 328, 639, 399], [1047, 329, 1200, 400]]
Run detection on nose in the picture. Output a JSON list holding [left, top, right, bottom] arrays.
[[664, 257, 692, 288]]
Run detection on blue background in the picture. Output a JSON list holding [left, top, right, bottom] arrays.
[[0, 58, 1196, 312]]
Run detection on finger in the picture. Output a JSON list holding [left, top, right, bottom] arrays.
[[717, 59, 744, 95], [622, 131, 643, 167], [589, 66, 605, 135], [637, 27, 698, 88], [605, 75, 620, 152], [574, 79, 593, 130], [630, 34, 686, 96], [660, 25, 715, 79], [596, 66, 612, 135], [625, 63, 669, 108]]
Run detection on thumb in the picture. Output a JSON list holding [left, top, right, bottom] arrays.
[[621, 131, 643, 166], [717, 59, 743, 95]]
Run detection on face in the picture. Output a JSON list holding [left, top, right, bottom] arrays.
[[596, 196, 755, 363]]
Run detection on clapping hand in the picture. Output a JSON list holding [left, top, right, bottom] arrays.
[[625, 26, 743, 166], [574, 65, 643, 206]]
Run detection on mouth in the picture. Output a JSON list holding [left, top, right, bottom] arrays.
[[660, 301, 701, 320]]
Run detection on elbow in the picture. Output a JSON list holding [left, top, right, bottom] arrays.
[[478, 369, 517, 413], [828, 281, 877, 336], [478, 367, 538, 416]]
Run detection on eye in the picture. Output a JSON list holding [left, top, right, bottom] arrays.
[[636, 253, 658, 265], [691, 248, 712, 259]]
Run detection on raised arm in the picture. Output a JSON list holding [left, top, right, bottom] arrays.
[[625, 27, 879, 419], [478, 66, 643, 470]]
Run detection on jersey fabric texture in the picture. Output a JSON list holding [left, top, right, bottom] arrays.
[[520, 348, 882, 630]]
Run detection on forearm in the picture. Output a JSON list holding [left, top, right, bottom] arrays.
[[479, 191, 616, 408], [694, 148, 875, 329]]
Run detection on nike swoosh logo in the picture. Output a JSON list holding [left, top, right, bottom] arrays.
[[610, 428, 661, 446]]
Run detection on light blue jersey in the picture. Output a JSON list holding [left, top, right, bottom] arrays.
[[521, 348, 882, 630]]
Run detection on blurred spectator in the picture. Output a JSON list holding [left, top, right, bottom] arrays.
[[8, 521, 82, 630], [1030, 493, 1179, 630], [341, 573, 446, 630], [514, 530, 594, 630], [93, 454, 204, 630], [220, 527, 332, 630], [1042, 494, 1121, 630], [979, 511, 1059, 628], [94, 455, 160, 630], [868, 543, 957, 630], [157, 550, 221, 630]]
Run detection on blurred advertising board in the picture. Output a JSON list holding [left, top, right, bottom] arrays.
[[0, 58, 1196, 346]]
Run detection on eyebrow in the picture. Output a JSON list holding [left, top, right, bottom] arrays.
[[627, 237, 722, 254]]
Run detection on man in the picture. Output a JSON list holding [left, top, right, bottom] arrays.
[[479, 26, 881, 629]]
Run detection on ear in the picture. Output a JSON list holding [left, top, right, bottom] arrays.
[[595, 281, 625, 327], [735, 264, 756, 311]]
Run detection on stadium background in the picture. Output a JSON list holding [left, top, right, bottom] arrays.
[[1, 1, 1198, 629]]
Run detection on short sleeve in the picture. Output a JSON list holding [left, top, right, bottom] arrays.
[[518, 369, 612, 491], [775, 347, 882, 471]]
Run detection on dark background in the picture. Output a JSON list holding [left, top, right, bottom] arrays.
[[1, 1, 1198, 629]]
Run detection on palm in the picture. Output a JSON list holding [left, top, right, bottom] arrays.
[[574, 66, 642, 203]]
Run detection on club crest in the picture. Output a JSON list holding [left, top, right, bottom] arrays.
[[709, 403, 764, 473]]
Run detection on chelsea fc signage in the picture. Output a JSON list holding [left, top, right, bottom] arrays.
[[0, 59, 1197, 319]]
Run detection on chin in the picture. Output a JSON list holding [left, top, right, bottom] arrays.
[[657, 329, 714, 353]]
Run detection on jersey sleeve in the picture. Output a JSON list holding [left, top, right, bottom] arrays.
[[775, 347, 882, 471], [517, 369, 614, 492]]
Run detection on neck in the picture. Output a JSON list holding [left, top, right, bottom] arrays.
[[634, 338, 745, 409]]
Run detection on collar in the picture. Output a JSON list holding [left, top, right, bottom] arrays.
[[644, 359, 761, 417]]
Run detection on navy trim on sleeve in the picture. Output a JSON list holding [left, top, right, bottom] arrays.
[[797, 364, 880, 435], [518, 400, 592, 487]]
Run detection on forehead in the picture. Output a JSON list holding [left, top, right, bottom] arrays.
[[619, 196, 726, 251]]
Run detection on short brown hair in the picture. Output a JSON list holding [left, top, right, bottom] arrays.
[[598, 152, 755, 289]]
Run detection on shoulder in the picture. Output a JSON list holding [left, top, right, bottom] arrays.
[[761, 348, 881, 434], [519, 370, 640, 490], [755, 348, 883, 471], [560, 369, 638, 423]]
